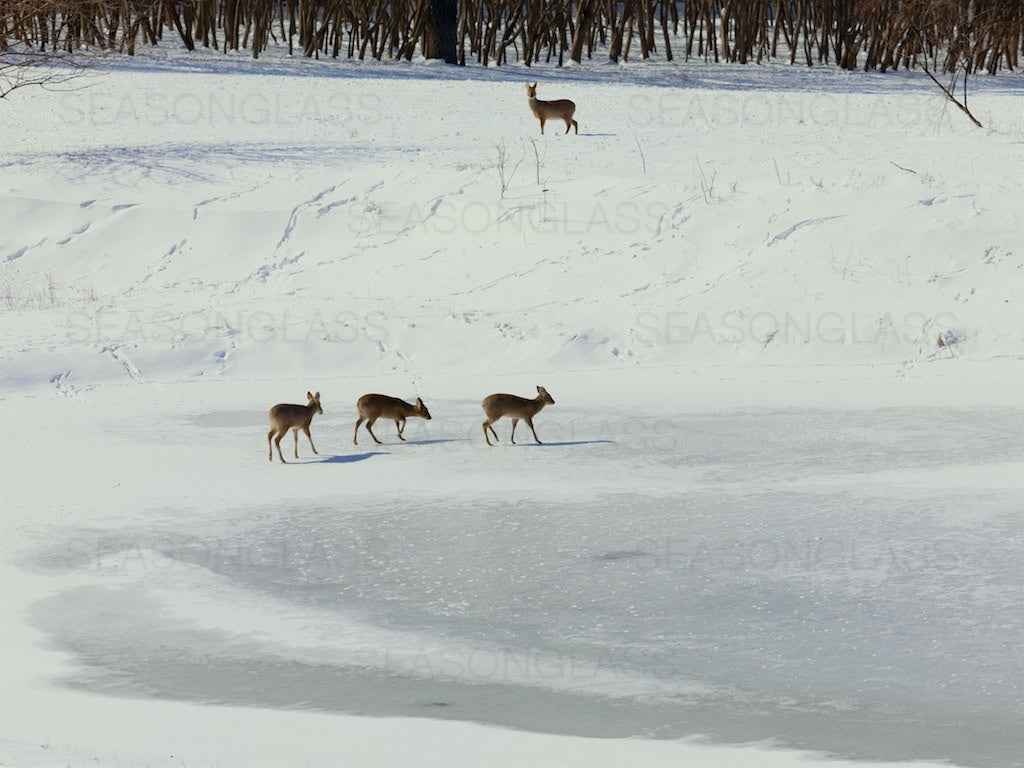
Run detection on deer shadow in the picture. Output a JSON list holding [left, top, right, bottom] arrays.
[[317, 452, 387, 464], [403, 438, 469, 446], [521, 440, 616, 447]]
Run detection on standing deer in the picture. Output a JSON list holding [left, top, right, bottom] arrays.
[[267, 391, 322, 463], [482, 386, 555, 445], [354, 394, 432, 444], [526, 83, 578, 135]]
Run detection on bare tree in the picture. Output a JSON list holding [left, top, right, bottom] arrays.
[[0, 50, 87, 100], [0, 0, 1020, 75]]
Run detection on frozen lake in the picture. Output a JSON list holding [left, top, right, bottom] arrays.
[[30, 406, 1023, 768]]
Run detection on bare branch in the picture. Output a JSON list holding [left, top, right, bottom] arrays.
[[890, 161, 918, 175], [922, 63, 983, 128], [0, 50, 90, 100]]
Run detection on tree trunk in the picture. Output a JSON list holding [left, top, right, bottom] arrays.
[[423, 0, 458, 63], [570, 0, 595, 63]]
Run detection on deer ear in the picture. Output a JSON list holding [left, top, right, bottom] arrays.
[[536, 385, 543, 393], [532, 82, 538, 88], [416, 397, 424, 406], [314, 391, 320, 400], [307, 391, 313, 399]]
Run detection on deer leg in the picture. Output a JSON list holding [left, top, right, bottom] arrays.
[[526, 417, 543, 444], [274, 428, 287, 463], [304, 425, 318, 454], [539, 118, 545, 135], [268, 428, 275, 461], [483, 420, 495, 446], [365, 418, 383, 444], [396, 418, 406, 441], [354, 417, 364, 445], [293, 428, 299, 458], [564, 119, 571, 134], [510, 418, 519, 444], [572, 119, 578, 134]]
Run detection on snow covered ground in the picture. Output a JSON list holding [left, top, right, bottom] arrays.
[[1, 49, 1022, 767]]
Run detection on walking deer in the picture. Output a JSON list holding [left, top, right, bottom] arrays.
[[526, 83, 578, 135], [267, 391, 322, 463], [354, 394, 432, 445], [482, 386, 555, 445]]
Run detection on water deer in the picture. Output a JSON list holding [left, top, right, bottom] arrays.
[[526, 83, 578, 135], [354, 394, 432, 445], [482, 386, 555, 446], [267, 391, 322, 463]]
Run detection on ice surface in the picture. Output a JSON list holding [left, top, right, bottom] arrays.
[[29, 407, 1023, 767]]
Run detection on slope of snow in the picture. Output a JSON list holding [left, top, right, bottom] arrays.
[[1, 50, 1022, 768]]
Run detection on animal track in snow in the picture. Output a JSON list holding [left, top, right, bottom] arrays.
[[50, 371, 82, 399], [131, 239, 186, 294], [102, 345, 143, 382], [982, 246, 1003, 265], [277, 186, 337, 250], [57, 223, 91, 246], [192, 183, 263, 221], [230, 251, 306, 292], [6, 238, 46, 261], [316, 195, 357, 219], [767, 215, 844, 246]]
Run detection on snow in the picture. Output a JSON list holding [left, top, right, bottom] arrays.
[[1, 48, 1022, 768]]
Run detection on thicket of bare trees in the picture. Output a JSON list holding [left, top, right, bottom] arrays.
[[2, 0, 1021, 74]]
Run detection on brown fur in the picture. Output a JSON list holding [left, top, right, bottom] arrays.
[[355, 394, 432, 445], [526, 83, 578, 135], [267, 391, 322, 463], [482, 385, 555, 445]]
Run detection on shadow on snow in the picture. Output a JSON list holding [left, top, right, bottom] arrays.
[[517, 439, 616, 447], [316, 451, 387, 464]]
